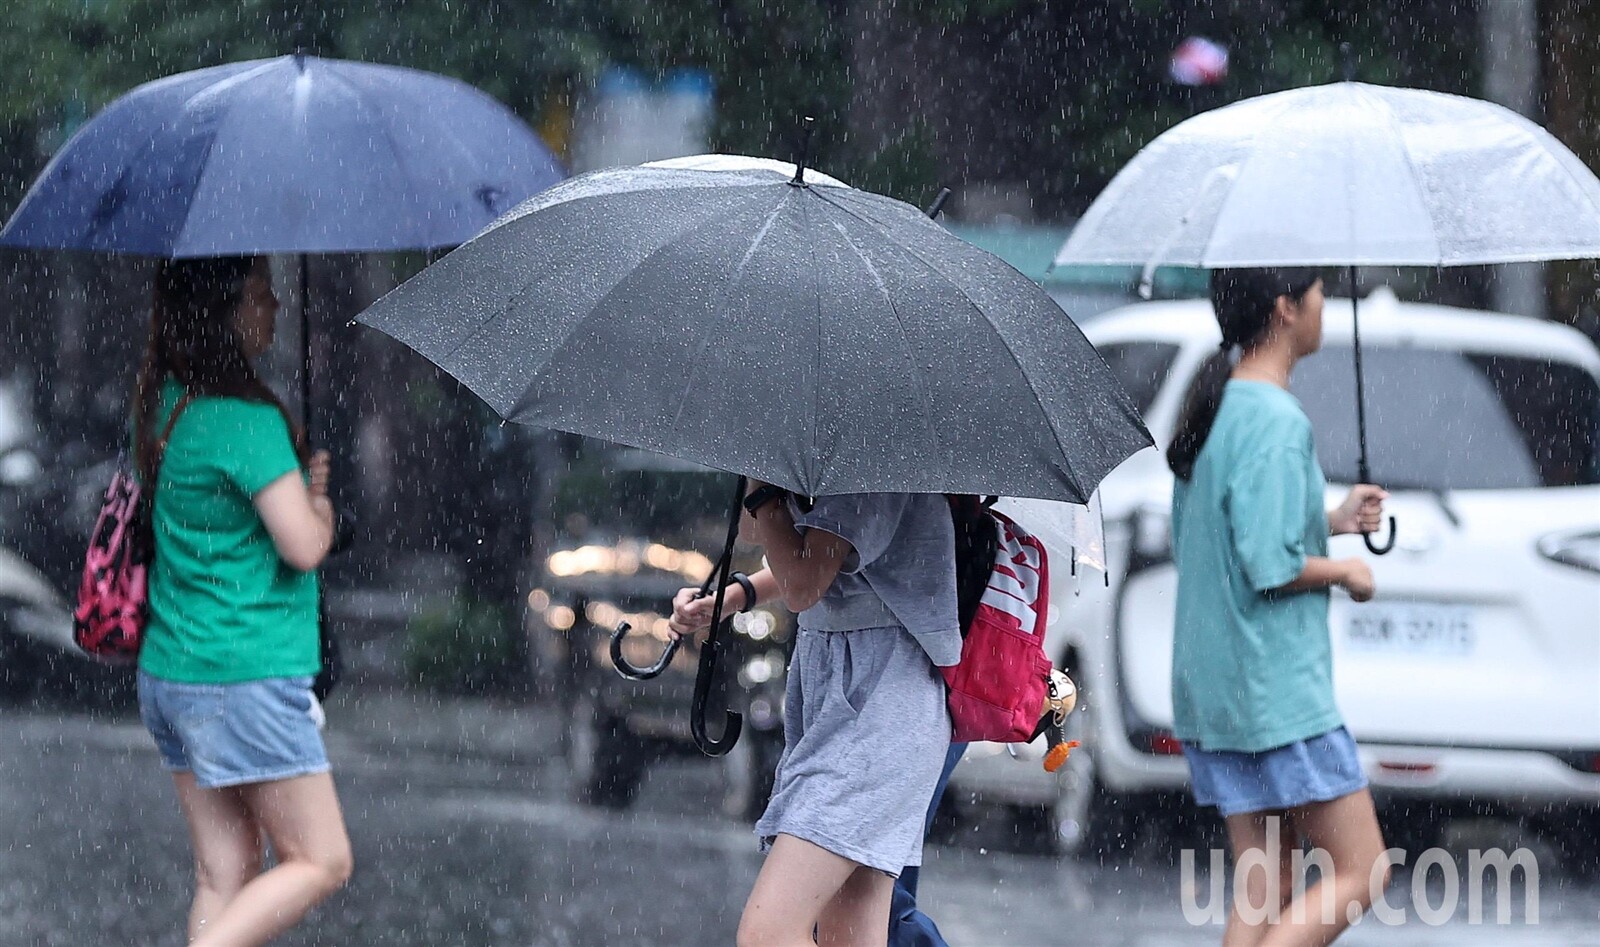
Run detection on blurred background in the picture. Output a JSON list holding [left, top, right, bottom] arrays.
[[0, 4, 1597, 942], [3, 0, 1594, 699]]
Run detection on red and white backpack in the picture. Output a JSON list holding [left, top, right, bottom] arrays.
[[942, 499, 1053, 744]]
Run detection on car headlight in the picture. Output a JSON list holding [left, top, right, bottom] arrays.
[[1537, 528, 1600, 575]]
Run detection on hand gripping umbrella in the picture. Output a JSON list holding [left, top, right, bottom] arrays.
[[0, 53, 564, 693], [1055, 54, 1600, 554], [358, 144, 1153, 755]]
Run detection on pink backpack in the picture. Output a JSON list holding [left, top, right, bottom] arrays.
[[74, 394, 193, 662], [941, 507, 1053, 744]]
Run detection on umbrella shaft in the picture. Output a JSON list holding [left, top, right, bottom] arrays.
[[1350, 265, 1372, 484], [300, 254, 312, 433]]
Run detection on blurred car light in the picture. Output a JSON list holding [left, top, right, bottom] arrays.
[[546, 541, 713, 581], [733, 609, 776, 641]]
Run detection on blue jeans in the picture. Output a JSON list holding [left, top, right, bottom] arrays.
[[889, 741, 967, 947]]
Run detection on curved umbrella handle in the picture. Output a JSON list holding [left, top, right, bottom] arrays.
[[1363, 516, 1397, 556], [690, 632, 742, 756], [609, 621, 682, 680]]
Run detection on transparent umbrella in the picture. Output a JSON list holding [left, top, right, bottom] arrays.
[[1055, 63, 1600, 553]]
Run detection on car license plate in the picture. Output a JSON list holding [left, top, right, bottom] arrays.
[[1345, 602, 1475, 657]]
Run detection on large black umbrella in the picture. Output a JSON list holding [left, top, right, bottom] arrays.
[[1, 53, 565, 694], [358, 154, 1152, 753]]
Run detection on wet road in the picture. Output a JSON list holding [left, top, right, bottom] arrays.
[[2, 692, 1597, 946]]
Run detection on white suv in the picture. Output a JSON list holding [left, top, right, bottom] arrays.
[[949, 287, 1600, 856]]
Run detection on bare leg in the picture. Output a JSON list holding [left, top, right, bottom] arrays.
[[189, 772, 353, 947], [173, 775, 264, 942], [817, 866, 895, 947], [1259, 789, 1388, 947], [1222, 809, 1298, 947], [737, 834, 863, 947]]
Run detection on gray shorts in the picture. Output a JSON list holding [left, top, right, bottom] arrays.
[[755, 625, 950, 875]]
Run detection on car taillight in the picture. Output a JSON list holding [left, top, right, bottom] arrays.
[[1537, 528, 1600, 575], [1555, 751, 1600, 774], [1146, 731, 1185, 755]]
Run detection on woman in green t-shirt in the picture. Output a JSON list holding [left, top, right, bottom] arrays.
[[1168, 268, 1389, 944], [132, 257, 351, 947]]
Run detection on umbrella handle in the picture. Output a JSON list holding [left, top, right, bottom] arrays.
[[609, 622, 682, 680], [1363, 516, 1397, 556], [690, 629, 742, 757]]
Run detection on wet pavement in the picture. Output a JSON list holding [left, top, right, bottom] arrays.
[[2, 689, 1598, 946]]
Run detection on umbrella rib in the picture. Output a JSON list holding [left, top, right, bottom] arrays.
[[825, 215, 941, 476], [665, 193, 791, 439], [323, 64, 440, 248], [492, 187, 787, 419], [806, 197, 824, 492], [444, 187, 763, 397], [1365, 87, 1444, 264], [811, 190, 1083, 491], [168, 61, 289, 254]]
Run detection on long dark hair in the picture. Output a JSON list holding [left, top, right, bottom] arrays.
[[133, 256, 305, 486], [1166, 267, 1320, 480]]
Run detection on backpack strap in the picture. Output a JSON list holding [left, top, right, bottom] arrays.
[[131, 391, 197, 559], [150, 391, 197, 486]]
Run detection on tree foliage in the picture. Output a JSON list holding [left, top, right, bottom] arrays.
[[0, 1, 1483, 216]]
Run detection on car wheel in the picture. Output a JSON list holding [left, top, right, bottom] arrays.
[[568, 690, 647, 809], [1379, 800, 1449, 858], [1542, 805, 1600, 878], [721, 725, 782, 822]]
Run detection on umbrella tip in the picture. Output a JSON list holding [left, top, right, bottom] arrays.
[[790, 116, 816, 187], [924, 187, 952, 220]]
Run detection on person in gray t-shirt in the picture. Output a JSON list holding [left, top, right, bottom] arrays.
[[669, 483, 957, 946]]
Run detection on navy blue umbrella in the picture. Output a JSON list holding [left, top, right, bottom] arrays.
[[0, 54, 564, 256], [1, 54, 564, 700]]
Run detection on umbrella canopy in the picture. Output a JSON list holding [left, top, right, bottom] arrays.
[[0, 54, 564, 257], [359, 159, 1152, 503], [643, 152, 851, 187], [1055, 81, 1600, 269]]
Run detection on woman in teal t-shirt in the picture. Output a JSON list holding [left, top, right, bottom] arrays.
[[1169, 268, 1388, 944], [132, 257, 351, 947]]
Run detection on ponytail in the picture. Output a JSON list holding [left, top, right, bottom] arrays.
[[1166, 267, 1320, 480], [1167, 344, 1234, 480]]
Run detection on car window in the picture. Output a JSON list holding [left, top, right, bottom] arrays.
[[1293, 346, 1600, 489], [1094, 342, 1181, 416]]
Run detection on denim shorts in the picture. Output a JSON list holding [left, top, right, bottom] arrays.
[[1181, 726, 1368, 818], [138, 671, 330, 790]]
